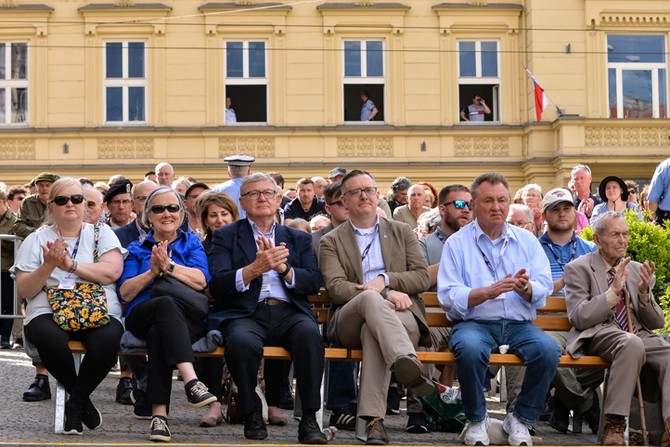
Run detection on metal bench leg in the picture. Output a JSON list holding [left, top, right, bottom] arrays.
[[54, 351, 82, 433]]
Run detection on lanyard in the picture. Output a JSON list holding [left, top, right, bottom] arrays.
[[474, 231, 509, 281], [360, 226, 379, 262], [542, 238, 577, 271], [434, 227, 448, 245], [55, 225, 82, 260]]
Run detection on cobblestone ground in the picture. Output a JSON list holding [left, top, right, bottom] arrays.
[[0, 348, 599, 446]]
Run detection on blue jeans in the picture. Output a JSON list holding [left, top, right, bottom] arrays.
[[449, 320, 560, 424]]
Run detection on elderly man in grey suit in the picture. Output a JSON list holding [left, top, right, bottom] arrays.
[[564, 211, 670, 446], [319, 169, 434, 445]]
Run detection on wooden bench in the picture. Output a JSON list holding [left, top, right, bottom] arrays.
[[57, 290, 609, 433]]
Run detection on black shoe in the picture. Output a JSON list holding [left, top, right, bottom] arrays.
[[23, 374, 51, 402], [278, 390, 295, 410], [83, 397, 102, 430], [116, 377, 134, 405], [63, 399, 84, 435], [1, 336, 10, 349], [184, 379, 216, 408], [386, 387, 400, 415], [548, 396, 569, 434], [406, 412, 430, 433], [299, 414, 328, 444], [149, 415, 171, 442], [244, 407, 268, 440], [329, 406, 356, 431], [580, 394, 600, 435]]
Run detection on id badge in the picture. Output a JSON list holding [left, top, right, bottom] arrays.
[[59, 275, 77, 290]]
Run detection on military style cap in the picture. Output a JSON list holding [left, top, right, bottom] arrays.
[[103, 179, 133, 203], [328, 167, 347, 179], [224, 154, 255, 167], [33, 172, 60, 184]]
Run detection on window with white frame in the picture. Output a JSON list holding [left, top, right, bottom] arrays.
[[0, 42, 28, 125], [343, 40, 384, 123], [104, 41, 146, 124], [607, 35, 667, 119], [224, 40, 267, 124], [457, 40, 499, 122]]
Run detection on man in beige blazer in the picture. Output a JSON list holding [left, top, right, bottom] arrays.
[[319, 169, 433, 445], [564, 211, 670, 446]]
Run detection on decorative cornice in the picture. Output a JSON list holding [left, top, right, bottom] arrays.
[[198, 2, 291, 11], [317, 2, 410, 11]]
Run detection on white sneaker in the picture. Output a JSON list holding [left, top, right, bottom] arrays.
[[503, 413, 533, 446], [460, 416, 491, 446]]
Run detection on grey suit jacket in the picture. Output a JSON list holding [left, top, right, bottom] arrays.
[[564, 251, 664, 358], [319, 217, 432, 346]]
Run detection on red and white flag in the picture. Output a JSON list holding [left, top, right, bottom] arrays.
[[525, 67, 549, 121]]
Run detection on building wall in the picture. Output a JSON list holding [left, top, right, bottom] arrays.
[[0, 0, 667, 193]]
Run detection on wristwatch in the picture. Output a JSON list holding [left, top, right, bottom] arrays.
[[166, 261, 176, 274], [278, 263, 291, 277]]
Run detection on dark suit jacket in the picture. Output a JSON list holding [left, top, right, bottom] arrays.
[[564, 251, 664, 358], [207, 218, 322, 331], [114, 221, 141, 249], [319, 218, 432, 346]]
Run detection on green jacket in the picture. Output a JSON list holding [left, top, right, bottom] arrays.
[[12, 194, 47, 239], [0, 208, 17, 271]]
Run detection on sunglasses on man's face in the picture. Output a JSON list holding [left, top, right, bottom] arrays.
[[53, 195, 84, 206], [150, 204, 181, 214], [443, 199, 472, 210]]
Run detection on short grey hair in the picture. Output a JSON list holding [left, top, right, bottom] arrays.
[[471, 172, 509, 200], [508, 204, 533, 222], [241, 173, 277, 193], [591, 211, 626, 236], [571, 164, 592, 177], [142, 186, 185, 228], [522, 183, 542, 197]]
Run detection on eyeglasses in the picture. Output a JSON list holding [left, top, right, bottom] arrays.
[[53, 195, 84, 206], [241, 189, 277, 200], [110, 199, 132, 206], [443, 200, 472, 210], [150, 204, 181, 214], [509, 220, 532, 227], [344, 187, 378, 197], [329, 200, 344, 207]]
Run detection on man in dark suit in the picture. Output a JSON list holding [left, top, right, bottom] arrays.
[[319, 169, 433, 445], [565, 211, 670, 446], [208, 172, 326, 444]]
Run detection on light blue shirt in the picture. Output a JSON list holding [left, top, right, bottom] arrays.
[[351, 218, 386, 283], [225, 107, 237, 124], [234, 220, 295, 301], [648, 157, 670, 211], [212, 177, 245, 219], [360, 99, 376, 121], [437, 220, 553, 322]]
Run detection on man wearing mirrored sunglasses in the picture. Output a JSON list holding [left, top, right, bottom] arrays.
[[320, 169, 433, 445]]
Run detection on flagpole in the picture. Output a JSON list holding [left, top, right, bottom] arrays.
[[524, 66, 564, 117]]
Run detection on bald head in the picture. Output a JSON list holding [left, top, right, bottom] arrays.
[[133, 180, 159, 218]]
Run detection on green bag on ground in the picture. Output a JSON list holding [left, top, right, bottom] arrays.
[[419, 389, 466, 433]]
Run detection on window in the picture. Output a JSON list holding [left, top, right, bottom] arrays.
[[0, 42, 28, 125], [104, 41, 147, 124], [224, 40, 267, 124], [343, 40, 384, 123], [457, 40, 499, 122], [607, 35, 667, 119]]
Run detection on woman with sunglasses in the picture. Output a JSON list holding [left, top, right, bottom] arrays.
[[12, 177, 126, 435], [118, 186, 216, 442]]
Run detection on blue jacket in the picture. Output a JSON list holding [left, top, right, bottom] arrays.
[[207, 218, 322, 330]]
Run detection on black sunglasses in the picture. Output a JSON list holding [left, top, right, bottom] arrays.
[[150, 204, 180, 214], [443, 199, 472, 210], [53, 195, 84, 206]]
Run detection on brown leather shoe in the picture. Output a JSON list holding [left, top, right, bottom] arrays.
[[602, 414, 626, 446], [366, 418, 390, 445], [392, 355, 434, 397]]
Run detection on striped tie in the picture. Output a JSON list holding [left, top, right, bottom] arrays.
[[607, 268, 637, 334]]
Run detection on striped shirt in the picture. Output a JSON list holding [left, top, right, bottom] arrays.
[[351, 218, 385, 283], [538, 232, 596, 296]]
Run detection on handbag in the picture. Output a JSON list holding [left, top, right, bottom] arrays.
[[150, 274, 209, 319], [45, 224, 110, 332]]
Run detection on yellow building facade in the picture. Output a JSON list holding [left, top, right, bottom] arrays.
[[0, 0, 668, 191]]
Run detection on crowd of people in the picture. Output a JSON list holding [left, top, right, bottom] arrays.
[[1, 157, 670, 446]]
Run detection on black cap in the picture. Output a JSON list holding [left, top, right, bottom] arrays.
[[103, 179, 133, 203], [185, 182, 210, 199]]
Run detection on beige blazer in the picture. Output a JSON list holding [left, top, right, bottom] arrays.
[[319, 217, 432, 346], [564, 251, 664, 358]]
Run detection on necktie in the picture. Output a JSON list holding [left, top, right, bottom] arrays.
[[607, 268, 637, 334]]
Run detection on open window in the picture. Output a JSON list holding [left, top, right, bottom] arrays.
[[224, 40, 268, 124], [343, 40, 384, 123], [458, 40, 499, 123]]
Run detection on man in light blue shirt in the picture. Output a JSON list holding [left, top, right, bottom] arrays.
[[438, 172, 559, 446], [647, 157, 670, 225], [225, 97, 237, 124], [360, 90, 378, 121], [212, 154, 254, 219]]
